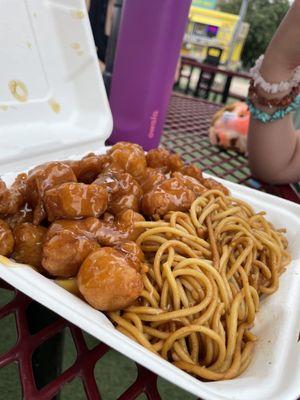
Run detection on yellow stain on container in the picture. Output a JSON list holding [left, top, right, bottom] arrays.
[[48, 99, 61, 114], [70, 42, 81, 50], [8, 80, 29, 103], [27, 42, 32, 49], [71, 10, 85, 19], [0, 105, 8, 111], [70, 43, 84, 56]]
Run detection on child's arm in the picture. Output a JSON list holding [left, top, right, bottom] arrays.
[[248, 0, 300, 184], [248, 115, 300, 184]]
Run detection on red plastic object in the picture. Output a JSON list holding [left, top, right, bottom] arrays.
[[0, 94, 298, 400], [0, 280, 161, 400]]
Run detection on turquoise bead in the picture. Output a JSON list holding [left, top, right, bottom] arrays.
[[246, 95, 300, 124]]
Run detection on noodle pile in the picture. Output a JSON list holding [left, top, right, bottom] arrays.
[[109, 189, 290, 380]]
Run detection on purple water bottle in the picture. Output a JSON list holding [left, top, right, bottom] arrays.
[[107, 0, 191, 150]]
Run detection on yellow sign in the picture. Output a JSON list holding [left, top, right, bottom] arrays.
[[192, 0, 217, 10], [183, 7, 250, 67]]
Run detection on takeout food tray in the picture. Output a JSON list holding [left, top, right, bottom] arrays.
[[1, 168, 300, 400], [1, 0, 300, 399]]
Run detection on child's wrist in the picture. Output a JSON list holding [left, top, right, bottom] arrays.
[[250, 54, 299, 100], [260, 59, 294, 88]]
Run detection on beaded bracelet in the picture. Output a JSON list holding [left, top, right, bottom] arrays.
[[246, 94, 300, 123], [248, 79, 300, 108], [250, 55, 300, 94]]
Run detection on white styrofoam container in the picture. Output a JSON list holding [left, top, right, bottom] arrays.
[[0, 0, 112, 173], [0, 174, 300, 400], [1, 1, 300, 400]]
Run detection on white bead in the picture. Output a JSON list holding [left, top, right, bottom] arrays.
[[250, 55, 300, 94]]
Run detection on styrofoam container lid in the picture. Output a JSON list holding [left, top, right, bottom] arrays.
[[0, 0, 112, 173]]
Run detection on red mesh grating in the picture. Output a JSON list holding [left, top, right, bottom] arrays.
[[0, 280, 162, 400], [0, 94, 298, 400]]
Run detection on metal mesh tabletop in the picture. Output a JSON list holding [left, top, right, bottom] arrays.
[[161, 94, 299, 203], [0, 93, 298, 400]]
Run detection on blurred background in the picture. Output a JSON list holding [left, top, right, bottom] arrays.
[[88, 0, 289, 104]]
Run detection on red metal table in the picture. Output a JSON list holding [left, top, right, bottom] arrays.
[[0, 94, 299, 400]]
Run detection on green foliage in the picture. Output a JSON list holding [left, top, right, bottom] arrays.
[[218, 0, 290, 68]]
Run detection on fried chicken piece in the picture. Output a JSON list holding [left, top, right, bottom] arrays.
[[47, 217, 101, 241], [27, 162, 77, 224], [95, 209, 145, 246], [42, 217, 101, 277], [107, 142, 147, 179], [136, 167, 166, 193], [179, 164, 203, 181], [12, 223, 47, 269], [172, 172, 207, 196], [200, 178, 229, 195], [176, 161, 229, 195], [67, 154, 109, 183], [44, 183, 108, 221], [94, 171, 142, 214], [42, 229, 100, 278], [78, 247, 143, 311], [102, 212, 115, 223], [47, 210, 144, 248], [116, 241, 145, 271], [0, 173, 27, 215], [0, 220, 14, 257], [146, 148, 184, 173], [141, 177, 198, 217], [4, 206, 33, 229]]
